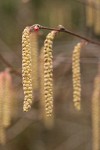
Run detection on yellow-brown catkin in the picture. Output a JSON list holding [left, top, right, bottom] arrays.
[[22, 27, 33, 112], [86, 0, 94, 27], [41, 31, 56, 128], [72, 42, 82, 110], [30, 32, 38, 90], [92, 74, 100, 150], [0, 73, 6, 145], [94, 0, 100, 35], [39, 47, 44, 114], [3, 70, 13, 128]]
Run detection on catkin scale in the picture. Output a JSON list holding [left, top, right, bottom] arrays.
[[22, 27, 33, 112], [40, 31, 56, 128], [72, 43, 82, 110]]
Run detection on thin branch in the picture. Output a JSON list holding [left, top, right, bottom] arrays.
[[41, 26, 100, 46], [0, 24, 99, 78], [0, 54, 21, 77], [30, 24, 100, 46]]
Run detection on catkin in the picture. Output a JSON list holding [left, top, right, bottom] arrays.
[[41, 31, 56, 128], [72, 42, 82, 110], [0, 70, 17, 145], [30, 32, 38, 90], [92, 74, 100, 150], [22, 27, 33, 112], [40, 47, 44, 114], [3, 71, 12, 128]]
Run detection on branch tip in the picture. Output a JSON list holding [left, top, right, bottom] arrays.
[[30, 24, 100, 46]]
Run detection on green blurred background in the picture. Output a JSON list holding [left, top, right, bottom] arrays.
[[0, 0, 91, 46], [0, 0, 99, 49]]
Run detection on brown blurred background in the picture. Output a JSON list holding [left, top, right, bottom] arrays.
[[0, 0, 100, 150]]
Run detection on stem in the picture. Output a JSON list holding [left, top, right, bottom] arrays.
[[40, 26, 100, 46], [30, 24, 100, 46]]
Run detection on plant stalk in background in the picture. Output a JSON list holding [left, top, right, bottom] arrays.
[[94, 0, 100, 35]]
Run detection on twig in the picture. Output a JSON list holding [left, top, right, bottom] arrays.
[[30, 24, 100, 46], [0, 24, 99, 78], [0, 54, 21, 77]]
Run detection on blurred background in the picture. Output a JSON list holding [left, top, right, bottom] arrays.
[[0, 0, 100, 150]]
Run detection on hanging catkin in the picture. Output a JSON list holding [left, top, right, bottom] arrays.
[[30, 32, 38, 90], [3, 70, 13, 128], [40, 31, 56, 128], [72, 42, 82, 110], [92, 74, 100, 150], [22, 27, 33, 112], [0, 70, 17, 145], [39, 47, 44, 115], [0, 73, 6, 144]]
